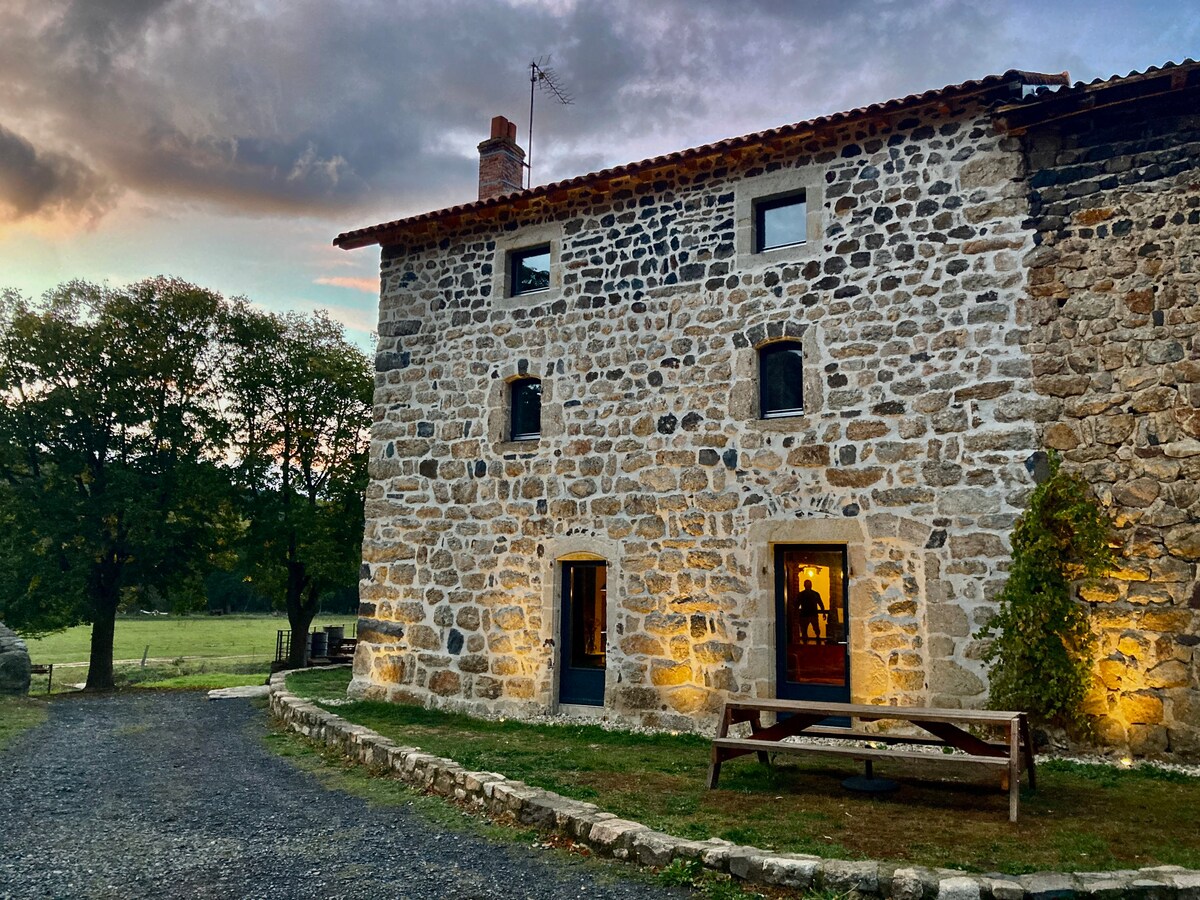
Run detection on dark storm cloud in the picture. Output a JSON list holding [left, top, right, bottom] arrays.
[[0, 123, 114, 221], [0, 0, 1193, 227]]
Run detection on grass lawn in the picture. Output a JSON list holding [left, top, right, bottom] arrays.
[[22, 613, 357, 665], [26, 658, 273, 694], [0, 695, 48, 751], [288, 668, 1200, 876]]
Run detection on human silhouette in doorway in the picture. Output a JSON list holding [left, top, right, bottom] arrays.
[[796, 579, 825, 643]]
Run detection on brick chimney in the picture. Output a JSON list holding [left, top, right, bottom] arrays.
[[477, 115, 526, 200]]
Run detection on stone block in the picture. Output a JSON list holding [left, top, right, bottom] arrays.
[[928, 660, 984, 697], [588, 818, 648, 854], [937, 875, 982, 900], [1020, 871, 1078, 897], [822, 859, 879, 894], [0, 624, 32, 695], [760, 855, 820, 889]]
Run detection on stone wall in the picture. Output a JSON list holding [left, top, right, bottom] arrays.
[[271, 669, 1200, 898], [0, 622, 32, 695], [1021, 90, 1200, 755], [354, 92, 1047, 731]]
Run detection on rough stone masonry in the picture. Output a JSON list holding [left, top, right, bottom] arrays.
[[340, 62, 1200, 757]]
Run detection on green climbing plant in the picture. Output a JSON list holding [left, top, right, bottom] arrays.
[[978, 452, 1115, 735]]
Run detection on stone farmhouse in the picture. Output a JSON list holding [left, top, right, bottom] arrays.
[[335, 60, 1200, 757]]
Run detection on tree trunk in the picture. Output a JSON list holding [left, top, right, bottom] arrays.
[[85, 589, 120, 692], [285, 561, 315, 669]]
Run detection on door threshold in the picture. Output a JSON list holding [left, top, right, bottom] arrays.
[[556, 702, 608, 720]]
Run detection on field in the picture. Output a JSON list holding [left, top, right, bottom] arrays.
[[19, 614, 356, 692], [22, 614, 357, 664]]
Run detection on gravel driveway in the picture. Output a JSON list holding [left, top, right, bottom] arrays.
[[0, 692, 690, 899]]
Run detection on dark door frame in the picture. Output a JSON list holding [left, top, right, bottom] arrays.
[[558, 559, 607, 707], [773, 543, 850, 703]]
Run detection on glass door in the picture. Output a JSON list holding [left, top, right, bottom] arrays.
[[559, 561, 607, 706], [774, 544, 849, 702]]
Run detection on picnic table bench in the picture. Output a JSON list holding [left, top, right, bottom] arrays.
[[708, 698, 1036, 822]]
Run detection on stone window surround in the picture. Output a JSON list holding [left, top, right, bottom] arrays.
[[735, 166, 825, 271], [538, 534, 623, 715], [745, 517, 869, 705], [729, 323, 824, 432], [486, 362, 564, 454], [491, 221, 564, 311]]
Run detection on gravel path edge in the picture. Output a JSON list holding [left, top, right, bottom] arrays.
[[268, 670, 1200, 899]]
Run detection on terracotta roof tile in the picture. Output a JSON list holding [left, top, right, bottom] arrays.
[[334, 68, 1068, 250]]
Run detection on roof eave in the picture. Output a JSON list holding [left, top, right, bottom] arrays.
[[993, 58, 1200, 134], [334, 68, 1069, 251]]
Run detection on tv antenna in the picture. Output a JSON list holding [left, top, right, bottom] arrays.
[[527, 57, 573, 189]]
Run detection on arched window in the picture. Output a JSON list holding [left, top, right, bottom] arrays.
[[509, 377, 542, 441], [758, 341, 803, 419]]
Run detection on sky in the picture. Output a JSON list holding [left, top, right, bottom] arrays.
[[0, 0, 1196, 348]]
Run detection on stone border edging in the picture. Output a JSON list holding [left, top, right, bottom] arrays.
[[268, 671, 1200, 899]]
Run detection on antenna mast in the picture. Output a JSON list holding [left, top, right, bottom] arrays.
[[527, 57, 573, 189]]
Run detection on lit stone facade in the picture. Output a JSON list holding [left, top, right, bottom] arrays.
[[1016, 89, 1200, 755], [345, 64, 1199, 755]]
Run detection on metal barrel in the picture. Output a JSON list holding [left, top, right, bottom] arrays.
[[310, 630, 328, 657]]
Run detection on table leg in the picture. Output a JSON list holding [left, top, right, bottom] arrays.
[[708, 744, 723, 789], [1020, 715, 1037, 791], [708, 705, 733, 789], [749, 712, 770, 767], [1008, 721, 1020, 823]]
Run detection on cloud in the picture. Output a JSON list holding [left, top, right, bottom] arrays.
[[0, 0, 1196, 233], [0, 122, 115, 222], [315, 276, 379, 294]]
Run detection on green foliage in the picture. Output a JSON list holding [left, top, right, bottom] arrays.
[[223, 304, 373, 665], [656, 859, 763, 899], [0, 277, 372, 686], [0, 279, 232, 687], [979, 452, 1114, 733]]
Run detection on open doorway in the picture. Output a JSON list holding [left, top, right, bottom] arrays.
[[774, 544, 849, 702], [558, 560, 606, 706]]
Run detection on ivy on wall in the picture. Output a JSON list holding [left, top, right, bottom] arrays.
[[978, 452, 1114, 735]]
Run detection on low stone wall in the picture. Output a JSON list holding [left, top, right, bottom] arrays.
[[269, 669, 1200, 898]]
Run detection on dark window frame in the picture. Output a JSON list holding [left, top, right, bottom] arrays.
[[753, 190, 807, 253], [508, 244, 552, 297], [509, 376, 542, 441], [758, 340, 804, 419]]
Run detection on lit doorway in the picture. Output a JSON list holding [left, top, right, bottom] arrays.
[[559, 560, 607, 706], [774, 544, 849, 702]]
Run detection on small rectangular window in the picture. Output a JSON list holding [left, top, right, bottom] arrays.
[[510, 378, 542, 441], [754, 192, 807, 253], [509, 244, 551, 296], [759, 341, 803, 418]]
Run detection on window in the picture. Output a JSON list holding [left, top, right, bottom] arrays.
[[754, 191, 807, 252], [509, 244, 551, 296], [509, 377, 542, 440], [759, 341, 803, 419]]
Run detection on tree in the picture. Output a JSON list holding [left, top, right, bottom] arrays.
[[0, 279, 230, 690], [978, 452, 1114, 735], [223, 305, 372, 668]]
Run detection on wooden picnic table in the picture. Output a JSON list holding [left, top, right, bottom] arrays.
[[708, 698, 1036, 822]]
